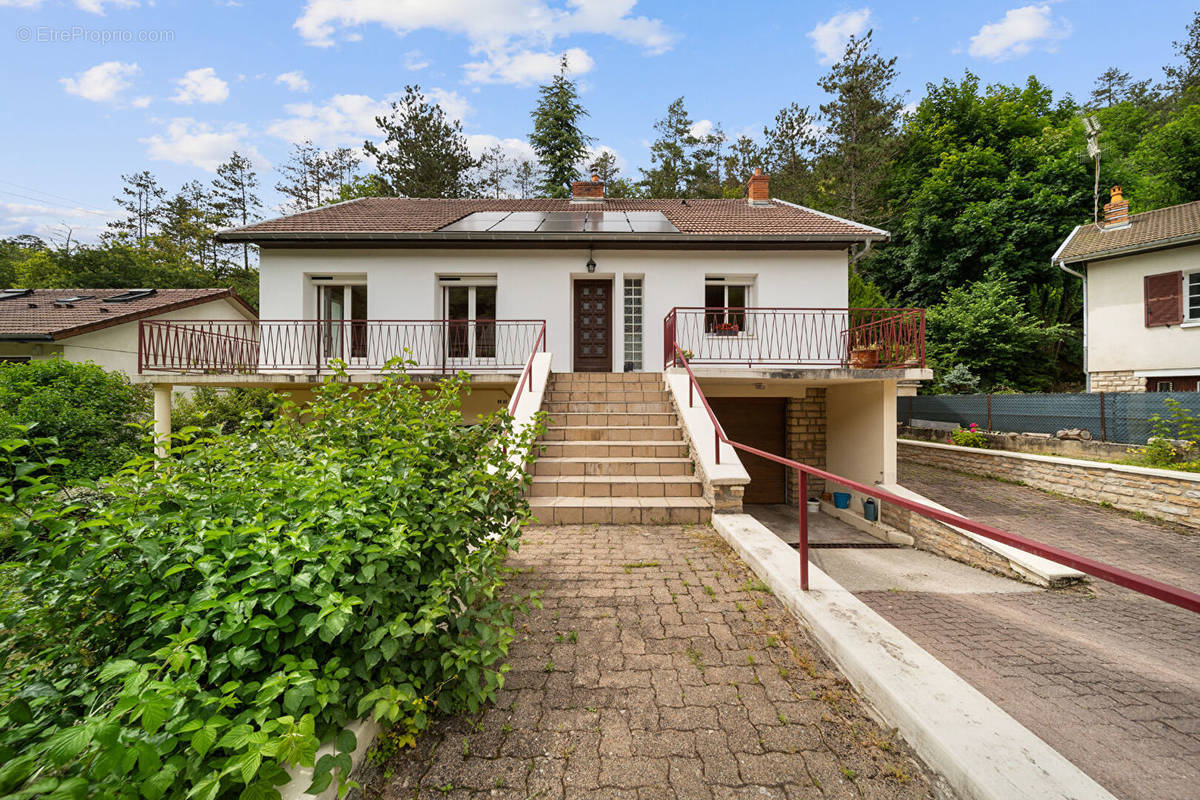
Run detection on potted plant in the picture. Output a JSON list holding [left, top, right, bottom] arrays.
[[713, 321, 740, 336], [850, 342, 880, 368]]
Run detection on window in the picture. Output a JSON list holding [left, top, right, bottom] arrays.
[[1188, 271, 1200, 321], [317, 283, 368, 360], [441, 277, 497, 359], [704, 278, 753, 333], [1155, 380, 1174, 392], [623, 278, 643, 372]]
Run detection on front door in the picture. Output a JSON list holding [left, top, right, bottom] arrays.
[[573, 279, 613, 372]]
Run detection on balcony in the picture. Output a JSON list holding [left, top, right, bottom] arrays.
[[663, 307, 925, 370], [138, 319, 546, 375]]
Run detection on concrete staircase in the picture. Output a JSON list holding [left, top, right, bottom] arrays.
[[528, 372, 711, 525]]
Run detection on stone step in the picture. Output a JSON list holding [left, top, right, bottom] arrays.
[[543, 389, 670, 403], [538, 440, 690, 459], [540, 425, 683, 442], [542, 401, 675, 414], [547, 412, 677, 427], [551, 373, 662, 385], [528, 496, 711, 525], [533, 457, 694, 477], [528, 475, 704, 498]]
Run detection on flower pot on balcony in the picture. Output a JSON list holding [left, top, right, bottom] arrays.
[[850, 346, 880, 368], [713, 324, 740, 336]]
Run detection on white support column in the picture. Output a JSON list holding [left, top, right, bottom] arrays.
[[153, 384, 172, 458]]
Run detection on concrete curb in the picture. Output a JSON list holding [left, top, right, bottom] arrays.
[[711, 513, 1118, 800]]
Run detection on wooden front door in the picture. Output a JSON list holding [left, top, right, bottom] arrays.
[[709, 397, 788, 504], [573, 279, 613, 372]]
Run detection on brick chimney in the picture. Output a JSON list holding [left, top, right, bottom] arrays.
[[571, 174, 605, 202], [747, 168, 770, 206], [1103, 185, 1130, 230]]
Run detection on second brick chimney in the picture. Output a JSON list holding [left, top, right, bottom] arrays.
[[571, 174, 605, 202], [1103, 185, 1130, 230], [747, 168, 770, 206]]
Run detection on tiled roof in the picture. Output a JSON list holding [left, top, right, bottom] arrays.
[[218, 197, 887, 241], [0, 288, 254, 340], [1057, 200, 1200, 263]]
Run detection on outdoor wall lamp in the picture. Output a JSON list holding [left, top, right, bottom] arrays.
[[586, 247, 596, 273]]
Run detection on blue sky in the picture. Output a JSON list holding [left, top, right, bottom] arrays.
[[0, 0, 1195, 242]]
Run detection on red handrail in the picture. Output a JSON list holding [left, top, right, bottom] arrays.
[[507, 322, 547, 416], [672, 344, 1200, 614]]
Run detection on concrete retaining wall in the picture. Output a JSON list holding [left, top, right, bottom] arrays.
[[899, 440, 1200, 530], [901, 426, 1135, 461]]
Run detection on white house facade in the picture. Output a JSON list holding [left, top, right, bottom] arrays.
[[1055, 187, 1200, 393]]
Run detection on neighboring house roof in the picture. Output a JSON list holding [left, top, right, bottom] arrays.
[[0, 288, 256, 341], [217, 197, 889, 245], [1056, 199, 1200, 264]]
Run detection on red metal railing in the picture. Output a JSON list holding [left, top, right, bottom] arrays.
[[507, 322, 547, 415], [672, 344, 1200, 614], [138, 319, 546, 375], [663, 307, 925, 369]]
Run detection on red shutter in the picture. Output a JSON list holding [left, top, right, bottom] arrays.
[[1144, 271, 1183, 327]]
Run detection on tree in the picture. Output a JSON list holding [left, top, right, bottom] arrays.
[[640, 97, 694, 198], [212, 151, 262, 272], [528, 55, 593, 198], [815, 31, 903, 223], [275, 141, 325, 212], [512, 159, 540, 199], [156, 180, 219, 270], [1163, 11, 1200, 101], [762, 103, 818, 202], [589, 150, 620, 183], [108, 171, 165, 242], [722, 135, 762, 196], [475, 145, 512, 199], [1127, 104, 1200, 209], [1089, 67, 1154, 109], [365, 85, 478, 198]]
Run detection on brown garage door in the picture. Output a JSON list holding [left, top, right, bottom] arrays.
[[709, 397, 787, 504]]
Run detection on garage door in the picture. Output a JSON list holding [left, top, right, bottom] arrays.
[[709, 397, 787, 504]]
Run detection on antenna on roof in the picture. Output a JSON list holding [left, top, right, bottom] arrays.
[[1083, 115, 1102, 229]]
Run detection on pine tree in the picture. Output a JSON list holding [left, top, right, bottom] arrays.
[[722, 135, 763, 196], [1163, 11, 1200, 100], [275, 141, 325, 212], [640, 97, 694, 198], [528, 55, 594, 198], [212, 151, 261, 271], [762, 103, 818, 202], [108, 171, 165, 243], [365, 85, 477, 198], [816, 31, 903, 223], [589, 151, 620, 183], [475, 145, 513, 199], [512, 159, 540, 199]]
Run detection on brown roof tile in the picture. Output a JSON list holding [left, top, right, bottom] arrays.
[[1058, 200, 1200, 263], [0, 288, 254, 340], [218, 197, 887, 240]]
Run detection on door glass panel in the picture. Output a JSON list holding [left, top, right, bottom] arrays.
[[705, 284, 724, 332], [445, 286, 469, 358], [349, 285, 367, 358], [475, 286, 496, 358], [727, 285, 746, 331], [319, 285, 344, 358]]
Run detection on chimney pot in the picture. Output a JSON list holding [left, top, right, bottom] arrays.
[[571, 175, 605, 202], [1103, 185, 1130, 230], [747, 168, 770, 206]]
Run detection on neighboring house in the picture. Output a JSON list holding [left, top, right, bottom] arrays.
[[1055, 187, 1200, 392], [138, 171, 930, 519], [0, 288, 257, 377]]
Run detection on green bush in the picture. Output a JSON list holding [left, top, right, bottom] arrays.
[[0, 358, 149, 479], [0, 364, 541, 798], [172, 386, 280, 434], [1135, 398, 1200, 469], [948, 425, 990, 448]]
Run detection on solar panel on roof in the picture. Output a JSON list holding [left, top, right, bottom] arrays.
[[436, 209, 679, 234], [628, 213, 680, 233], [489, 212, 548, 231], [0, 289, 32, 301], [440, 211, 510, 232], [103, 289, 156, 303]]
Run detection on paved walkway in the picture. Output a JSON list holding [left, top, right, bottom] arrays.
[[856, 463, 1200, 800], [361, 525, 938, 799]]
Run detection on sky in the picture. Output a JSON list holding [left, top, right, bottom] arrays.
[[0, 0, 1195, 243]]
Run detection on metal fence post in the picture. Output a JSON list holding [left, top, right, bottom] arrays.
[[1100, 391, 1107, 442], [987, 393, 992, 432]]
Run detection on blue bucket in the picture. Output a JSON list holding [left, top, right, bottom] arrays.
[[832, 492, 851, 509]]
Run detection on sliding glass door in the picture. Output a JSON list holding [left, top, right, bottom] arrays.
[[318, 283, 368, 363], [442, 280, 497, 363]]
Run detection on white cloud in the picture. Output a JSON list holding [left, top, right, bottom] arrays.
[[60, 61, 140, 104], [75, 0, 138, 13], [0, 201, 118, 243], [275, 70, 311, 92], [141, 118, 266, 171], [968, 4, 1071, 61], [585, 143, 626, 173], [171, 67, 230, 104], [268, 88, 470, 147], [689, 119, 713, 139], [465, 133, 536, 162], [807, 8, 871, 65], [403, 50, 429, 70], [293, 0, 671, 85], [464, 46, 593, 86]]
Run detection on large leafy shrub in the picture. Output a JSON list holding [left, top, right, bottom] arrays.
[[0, 358, 149, 479], [172, 386, 280, 434], [0, 365, 540, 798]]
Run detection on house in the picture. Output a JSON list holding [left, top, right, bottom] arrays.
[[1054, 186, 1200, 392], [0, 288, 256, 376], [139, 170, 930, 522]]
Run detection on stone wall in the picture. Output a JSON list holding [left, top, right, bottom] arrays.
[[1089, 370, 1144, 393], [899, 440, 1200, 530], [901, 426, 1136, 461], [786, 390, 826, 504], [880, 502, 1027, 581]]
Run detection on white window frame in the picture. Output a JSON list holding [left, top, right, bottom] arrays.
[[439, 275, 498, 362], [312, 277, 368, 363], [704, 276, 756, 336], [1186, 270, 1200, 322], [623, 276, 644, 372]]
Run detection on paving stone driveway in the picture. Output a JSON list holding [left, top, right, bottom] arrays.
[[858, 463, 1200, 800], [360, 524, 938, 800]]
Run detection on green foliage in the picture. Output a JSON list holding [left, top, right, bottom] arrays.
[[948, 425, 989, 448], [937, 363, 980, 395], [0, 364, 542, 798], [365, 85, 478, 198], [1136, 398, 1200, 469], [848, 267, 891, 309], [0, 358, 148, 480], [639, 97, 725, 199], [925, 273, 1064, 392], [528, 56, 594, 198], [171, 386, 280, 435]]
